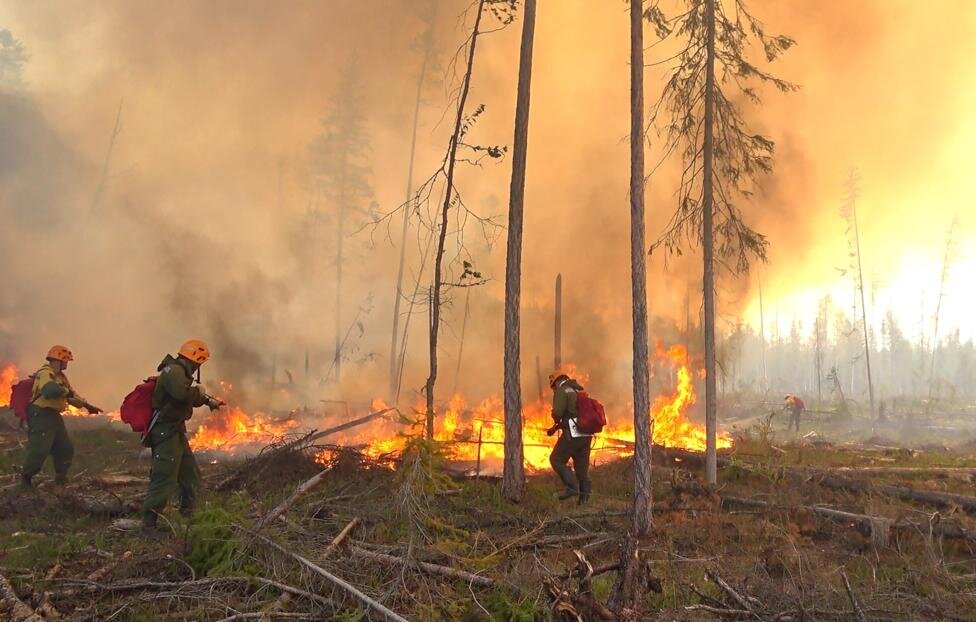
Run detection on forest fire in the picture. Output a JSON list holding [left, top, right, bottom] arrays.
[[189, 406, 299, 451], [0, 363, 17, 406], [317, 344, 729, 470]]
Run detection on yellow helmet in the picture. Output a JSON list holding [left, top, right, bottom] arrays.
[[178, 339, 211, 364], [46, 345, 74, 363]]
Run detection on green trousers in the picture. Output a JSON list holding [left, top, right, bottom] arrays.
[[23, 406, 73, 478], [142, 424, 200, 517]]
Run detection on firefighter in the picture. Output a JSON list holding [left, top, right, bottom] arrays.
[[141, 339, 224, 532], [546, 372, 592, 504], [21, 345, 103, 489], [784, 394, 805, 432]]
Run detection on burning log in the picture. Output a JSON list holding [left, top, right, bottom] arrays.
[[305, 408, 395, 444], [0, 571, 42, 622]]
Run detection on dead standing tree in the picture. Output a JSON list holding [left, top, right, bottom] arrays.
[[390, 0, 440, 399], [839, 170, 876, 421], [310, 59, 374, 384], [502, 0, 537, 502], [927, 218, 956, 412], [647, 0, 795, 485]]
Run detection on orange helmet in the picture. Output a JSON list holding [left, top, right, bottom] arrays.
[[548, 372, 567, 388], [178, 339, 211, 364], [46, 345, 74, 363]]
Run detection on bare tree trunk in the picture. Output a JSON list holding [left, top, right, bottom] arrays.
[[554, 273, 562, 370], [452, 286, 472, 395], [425, 0, 486, 439], [502, 0, 536, 503], [758, 273, 768, 394], [629, 0, 652, 536], [335, 162, 347, 383], [391, 22, 435, 400], [927, 221, 954, 412], [702, 0, 718, 487], [815, 314, 823, 405], [90, 99, 123, 216], [851, 198, 875, 421]]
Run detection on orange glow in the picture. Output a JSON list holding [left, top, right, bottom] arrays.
[[0, 363, 17, 406], [189, 406, 299, 451], [319, 344, 729, 469]]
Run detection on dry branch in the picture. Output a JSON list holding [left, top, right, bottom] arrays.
[[87, 550, 132, 583], [52, 576, 333, 610], [256, 467, 331, 530], [349, 545, 494, 587], [249, 531, 407, 622], [705, 569, 758, 616], [0, 572, 43, 622], [321, 517, 361, 559], [840, 571, 867, 622]]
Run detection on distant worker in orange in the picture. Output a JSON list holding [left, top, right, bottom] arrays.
[[546, 372, 592, 504], [784, 394, 805, 433], [21, 345, 103, 490]]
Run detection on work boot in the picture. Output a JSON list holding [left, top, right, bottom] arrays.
[[18, 474, 33, 491], [558, 488, 578, 501], [141, 512, 166, 536], [54, 473, 68, 486], [179, 506, 193, 519]]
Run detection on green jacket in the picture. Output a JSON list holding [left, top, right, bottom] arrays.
[[152, 355, 207, 430], [551, 378, 583, 429]]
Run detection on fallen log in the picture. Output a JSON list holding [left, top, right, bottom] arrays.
[[831, 466, 976, 477], [249, 531, 407, 622], [0, 572, 43, 622], [705, 568, 759, 616], [515, 532, 611, 549], [256, 467, 332, 530], [816, 474, 976, 514], [349, 545, 495, 587], [88, 550, 132, 583], [720, 495, 976, 546]]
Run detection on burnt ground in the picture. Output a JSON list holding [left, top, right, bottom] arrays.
[[1, 411, 976, 621]]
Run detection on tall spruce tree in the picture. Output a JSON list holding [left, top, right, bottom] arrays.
[[647, 0, 795, 485]]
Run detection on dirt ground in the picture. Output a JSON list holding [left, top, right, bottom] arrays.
[[1, 410, 976, 621]]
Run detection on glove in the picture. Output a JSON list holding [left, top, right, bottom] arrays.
[[546, 423, 559, 437], [207, 397, 226, 411]]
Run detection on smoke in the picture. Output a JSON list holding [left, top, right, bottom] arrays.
[[0, 0, 973, 414]]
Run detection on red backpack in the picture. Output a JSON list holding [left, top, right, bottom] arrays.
[[10, 376, 35, 422], [576, 391, 607, 434], [120, 377, 158, 436]]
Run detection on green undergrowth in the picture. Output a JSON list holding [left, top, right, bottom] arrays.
[[186, 494, 261, 577]]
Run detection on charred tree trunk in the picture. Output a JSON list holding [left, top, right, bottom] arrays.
[[702, 0, 718, 487], [390, 20, 435, 400], [335, 160, 347, 383], [502, 0, 536, 502], [629, 0, 652, 536], [554, 273, 562, 370], [453, 286, 472, 395], [851, 196, 875, 422], [426, 0, 486, 439], [90, 99, 123, 216]]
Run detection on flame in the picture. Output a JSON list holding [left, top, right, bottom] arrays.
[[323, 343, 731, 470], [189, 406, 299, 451], [0, 363, 17, 406]]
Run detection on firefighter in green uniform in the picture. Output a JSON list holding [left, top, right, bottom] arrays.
[[21, 345, 103, 489], [546, 372, 592, 504], [141, 339, 224, 532]]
